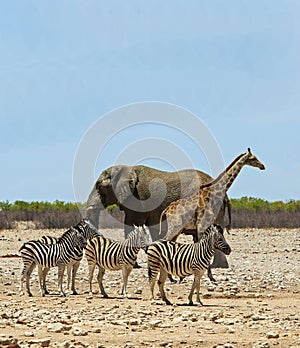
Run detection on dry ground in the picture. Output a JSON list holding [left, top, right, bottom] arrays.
[[0, 227, 299, 348]]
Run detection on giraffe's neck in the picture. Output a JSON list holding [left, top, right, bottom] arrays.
[[204, 153, 248, 194]]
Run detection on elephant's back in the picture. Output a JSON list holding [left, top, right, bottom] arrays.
[[135, 166, 213, 209]]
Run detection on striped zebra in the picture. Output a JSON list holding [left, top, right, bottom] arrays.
[[39, 219, 100, 295], [20, 228, 87, 297], [145, 224, 231, 306], [85, 225, 148, 298]]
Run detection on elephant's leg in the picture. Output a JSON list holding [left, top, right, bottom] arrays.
[[211, 250, 229, 269], [85, 184, 103, 229]]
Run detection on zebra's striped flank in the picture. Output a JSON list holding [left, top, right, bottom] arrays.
[[85, 225, 148, 297]]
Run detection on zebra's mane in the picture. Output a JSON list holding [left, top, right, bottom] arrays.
[[57, 227, 78, 243], [199, 224, 221, 242]]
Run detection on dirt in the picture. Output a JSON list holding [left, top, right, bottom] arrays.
[[0, 227, 299, 348]]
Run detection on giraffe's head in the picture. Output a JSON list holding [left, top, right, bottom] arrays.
[[244, 148, 265, 170]]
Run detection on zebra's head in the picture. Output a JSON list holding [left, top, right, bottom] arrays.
[[206, 224, 231, 255], [125, 225, 152, 248], [76, 219, 100, 239], [74, 231, 87, 249]]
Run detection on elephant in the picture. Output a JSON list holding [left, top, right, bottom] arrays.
[[85, 165, 231, 238], [85, 165, 231, 256]]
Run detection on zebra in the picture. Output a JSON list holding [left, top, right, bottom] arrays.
[[39, 219, 100, 295], [145, 224, 231, 306], [19, 228, 87, 297], [85, 225, 149, 298]]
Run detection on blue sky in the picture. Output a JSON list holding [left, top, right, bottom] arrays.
[[1, 1, 299, 202]]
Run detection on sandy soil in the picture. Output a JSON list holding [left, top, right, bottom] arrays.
[[0, 227, 299, 348]]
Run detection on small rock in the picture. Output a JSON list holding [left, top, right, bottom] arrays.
[[252, 342, 270, 348], [266, 331, 279, 339], [149, 319, 162, 327], [71, 327, 88, 336], [47, 323, 65, 333], [28, 339, 51, 347], [173, 316, 187, 324], [24, 331, 34, 337]]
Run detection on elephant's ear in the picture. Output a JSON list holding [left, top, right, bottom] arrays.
[[112, 167, 139, 204], [128, 169, 139, 194], [97, 168, 112, 188]]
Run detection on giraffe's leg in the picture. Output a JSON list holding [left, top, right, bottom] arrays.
[[97, 267, 108, 298], [168, 233, 179, 283], [196, 217, 217, 283], [157, 269, 171, 305], [70, 262, 80, 295], [121, 265, 133, 297]]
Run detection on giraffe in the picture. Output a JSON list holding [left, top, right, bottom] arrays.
[[160, 148, 265, 242]]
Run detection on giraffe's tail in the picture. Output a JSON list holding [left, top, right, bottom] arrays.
[[158, 207, 167, 236]]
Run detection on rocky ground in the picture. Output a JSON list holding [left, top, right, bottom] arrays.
[[0, 227, 299, 348]]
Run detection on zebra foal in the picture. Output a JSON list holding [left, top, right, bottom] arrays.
[[85, 226, 147, 298], [146, 224, 231, 306], [20, 228, 87, 297], [40, 219, 100, 295]]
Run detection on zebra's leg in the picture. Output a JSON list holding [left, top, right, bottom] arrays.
[[168, 274, 177, 283], [42, 267, 50, 295], [20, 261, 33, 296], [38, 265, 46, 297], [188, 272, 203, 306], [97, 267, 108, 298], [70, 261, 80, 295], [121, 265, 133, 297], [23, 262, 36, 297], [88, 262, 96, 296], [195, 270, 204, 305], [66, 264, 72, 294], [149, 269, 158, 301], [57, 263, 66, 297], [158, 269, 171, 305], [20, 264, 27, 296]]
